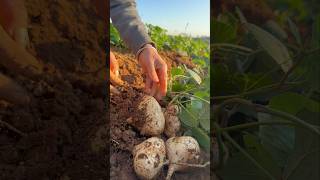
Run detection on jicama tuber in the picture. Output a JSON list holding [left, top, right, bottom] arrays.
[[133, 137, 166, 180], [165, 136, 201, 180], [164, 105, 181, 137], [128, 95, 165, 136]]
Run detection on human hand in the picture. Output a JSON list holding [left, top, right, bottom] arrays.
[[0, 0, 29, 47], [138, 44, 167, 100], [110, 51, 123, 94]]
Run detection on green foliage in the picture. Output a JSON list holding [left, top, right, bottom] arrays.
[[213, 2, 320, 180]]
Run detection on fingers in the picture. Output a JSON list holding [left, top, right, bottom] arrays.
[[157, 62, 167, 97], [0, 0, 29, 48], [110, 70, 123, 86], [110, 51, 119, 76], [13, 27, 28, 48], [110, 84, 120, 95], [145, 57, 159, 83], [145, 77, 152, 94]]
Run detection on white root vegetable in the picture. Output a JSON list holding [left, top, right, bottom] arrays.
[[164, 105, 181, 137], [164, 115, 180, 138], [128, 95, 165, 136], [165, 136, 201, 180], [133, 137, 166, 180]]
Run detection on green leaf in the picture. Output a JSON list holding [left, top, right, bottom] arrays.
[[212, 20, 237, 43], [191, 127, 210, 151], [171, 67, 185, 76], [258, 113, 295, 168], [265, 20, 288, 40], [172, 82, 186, 92], [194, 91, 209, 99], [288, 18, 302, 45], [246, 23, 293, 72], [243, 134, 282, 177], [186, 68, 202, 85], [217, 151, 272, 180], [179, 105, 198, 128], [269, 92, 320, 114], [283, 110, 320, 180]]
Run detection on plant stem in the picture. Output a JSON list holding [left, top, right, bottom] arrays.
[[222, 132, 277, 180], [171, 91, 210, 104], [220, 120, 295, 132], [212, 81, 302, 101], [217, 98, 320, 135]]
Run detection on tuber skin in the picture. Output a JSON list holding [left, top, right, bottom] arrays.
[[133, 137, 166, 180], [165, 136, 201, 180], [164, 105, 181, 137], [128, 95, 165, 136]]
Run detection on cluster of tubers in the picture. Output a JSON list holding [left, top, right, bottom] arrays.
[[128, 95, 203, 180]]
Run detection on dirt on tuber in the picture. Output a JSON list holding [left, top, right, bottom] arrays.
[[128, 95, 165, 136], [133, 137, 166, 180], [165, 136, 201, 180]]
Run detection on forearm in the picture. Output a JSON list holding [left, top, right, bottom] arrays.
[[110, 0, 153, 53]]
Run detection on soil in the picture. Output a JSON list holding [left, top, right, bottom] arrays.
[[0, 0, 209, 180], [1, 0, 107, 179]]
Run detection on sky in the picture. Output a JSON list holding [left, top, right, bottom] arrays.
[[136, 0, 210, 37]]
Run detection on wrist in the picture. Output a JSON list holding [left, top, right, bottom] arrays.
[[136, 43, 157, 60]]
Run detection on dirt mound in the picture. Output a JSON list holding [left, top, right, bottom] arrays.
[[0, 0, 107, 179]]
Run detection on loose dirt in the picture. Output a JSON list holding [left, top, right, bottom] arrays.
[[1, 0, 107, 179]]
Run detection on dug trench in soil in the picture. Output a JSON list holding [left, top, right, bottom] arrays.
[[0, 0, 107, 179], [110, 47, 210, 180]]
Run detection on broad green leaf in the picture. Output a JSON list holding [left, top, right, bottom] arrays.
[[217, 151, 272, 180], [171, 67, 185, 76], [288, 18, 302, 45], [269, 92, 320, 114], [246, 23, 293, 72], [179, 105, 198, 128], [212, 20, 237, 43], [258, 113, 295, 168], [186, 68, 202, 85], [194, 91, 209, 99], [243, 134, 282, 178], [172, 82, 186, 92], [191, 127, 210, 151], [265, 20, 288, 40], [284, 110, 320, 180]]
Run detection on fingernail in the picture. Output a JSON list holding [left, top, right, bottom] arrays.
[[115, 70, 119, 77]]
